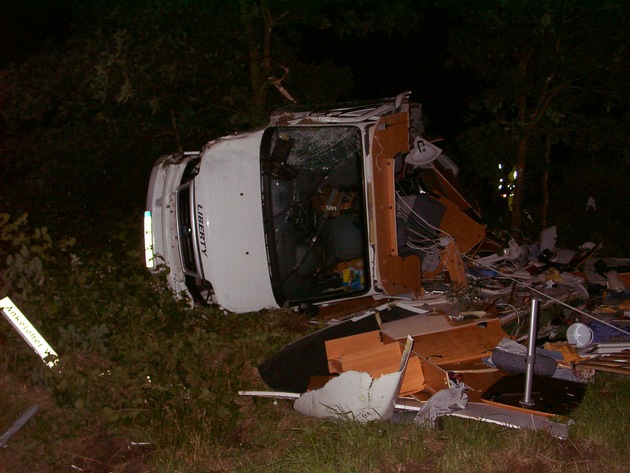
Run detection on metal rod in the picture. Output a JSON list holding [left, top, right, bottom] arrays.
[[520, 298, 539, 407], [0, 405, 39, 448]]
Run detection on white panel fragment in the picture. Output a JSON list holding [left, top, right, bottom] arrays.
[[294, 336, 413, 422], [1, 297, 59, 368]]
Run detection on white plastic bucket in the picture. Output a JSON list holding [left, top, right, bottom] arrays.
[[566, 323, 594, 348]]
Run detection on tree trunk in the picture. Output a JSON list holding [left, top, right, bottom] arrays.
[[240, 0, 272, 111], [511, 135, 528, 242], [541, 136, 551, 230]]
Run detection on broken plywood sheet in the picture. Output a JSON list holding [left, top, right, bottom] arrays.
[[258, 306, 416, 393], [332, 342, 425, 395], [325, 330, 384, 371], [325, 330, 449, 395], [387, 318, 508, 366], [574, 350, 630, 376], [579, 342, 630, 356], [381, 312, 491, 339], [381, 313, 453, 339], [294, 337, 414, 422]]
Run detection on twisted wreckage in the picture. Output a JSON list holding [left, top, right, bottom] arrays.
[[249, 234, 629, 439], [144, 92, 630, 437]]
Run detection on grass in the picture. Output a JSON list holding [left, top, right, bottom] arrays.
[[1, 214, 630, 472]]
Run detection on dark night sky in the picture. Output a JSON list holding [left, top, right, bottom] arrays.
[[301, 28, 475, 136], [0, 1, 74, 67]]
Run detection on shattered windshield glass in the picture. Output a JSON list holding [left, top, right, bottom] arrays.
[[261, 125, 369, 305]]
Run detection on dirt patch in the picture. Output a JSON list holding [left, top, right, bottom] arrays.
[[70, 435, 153, 473]]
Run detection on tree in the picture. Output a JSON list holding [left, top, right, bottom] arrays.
[[442, 0, 629, 239], [0, 0, 425, 226]]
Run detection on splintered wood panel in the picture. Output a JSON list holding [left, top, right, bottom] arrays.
[[451, 368, 508, 403], [422, 193, 486, 280], [400, 357, 426, 396], [434, 194, 485, 254], [334, 341, 404, 376], [325, 330, 384, 372], [315, 296, 385, 321], [410, 319, 507, 365], [381, 313, 456, 340], [334, 342, 426, 395], [419, 356, 450, 394], [371, 112, 422, 296], [324, 328, 450, 395]]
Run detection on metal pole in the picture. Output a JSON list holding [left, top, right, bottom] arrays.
[[520, 297, 539, 407], [0, 405, 39, 448]]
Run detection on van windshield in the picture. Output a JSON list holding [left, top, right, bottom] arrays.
[[261, 125, 369, 306]]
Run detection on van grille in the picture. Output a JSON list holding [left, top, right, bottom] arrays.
[[176, 183, 199, 276]]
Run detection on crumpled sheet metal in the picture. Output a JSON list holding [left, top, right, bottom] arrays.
[[294, 369, 405, 422], [412, 384, 468, 427]]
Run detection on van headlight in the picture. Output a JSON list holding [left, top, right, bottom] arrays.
[[144, 211, 155, 268]]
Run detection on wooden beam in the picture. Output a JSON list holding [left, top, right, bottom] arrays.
[[371, 112, 422, 296]]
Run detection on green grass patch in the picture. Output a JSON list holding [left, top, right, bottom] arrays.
[[1, 214, 629, 472]]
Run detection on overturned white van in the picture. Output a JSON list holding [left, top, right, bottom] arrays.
[[144, 92, 485, 313]]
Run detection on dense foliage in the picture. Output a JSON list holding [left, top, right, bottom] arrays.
[[1, 0, 627, 250], [441, 0, 629, 246], [2, 0, 414, 228], [0, 212, 310, 470]]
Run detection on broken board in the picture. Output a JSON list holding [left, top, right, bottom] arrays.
[[381, 313, 457, 339], [294, 337, 415, 422], [384, 318, 508, 366], [325, 330, 449, 395], [258, 306, 416, 393]]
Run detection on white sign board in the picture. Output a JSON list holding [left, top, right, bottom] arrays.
[[1, 296, 59, 368]]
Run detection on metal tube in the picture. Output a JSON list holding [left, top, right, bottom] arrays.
[[0, 405, 39, 448], [520, 297, 539, 407]]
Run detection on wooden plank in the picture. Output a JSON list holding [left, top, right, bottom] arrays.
[[420, 355, 451, 394], [371, 112, 422, 296], [433, 194, 486, 254], [407, 319, 507, 366], [445, 242, 467, 285], [576, 360, 630, 376], [314, 296, 386, 321], [325, 330, 384, 372], [257, 306, 418, 393], [422, 194, 486, 280], [451, 367, 508, 403], [332, 338, 401, 375], [331, 340, 426, 395], [400, 357, 427, 396], [326, 333, 449, 396], [381, 313, 456, 340]]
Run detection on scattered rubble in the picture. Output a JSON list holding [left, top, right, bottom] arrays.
[[248, 228, 630, 438]]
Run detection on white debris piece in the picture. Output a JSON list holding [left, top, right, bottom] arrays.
[[294, 336, 413, 422]]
